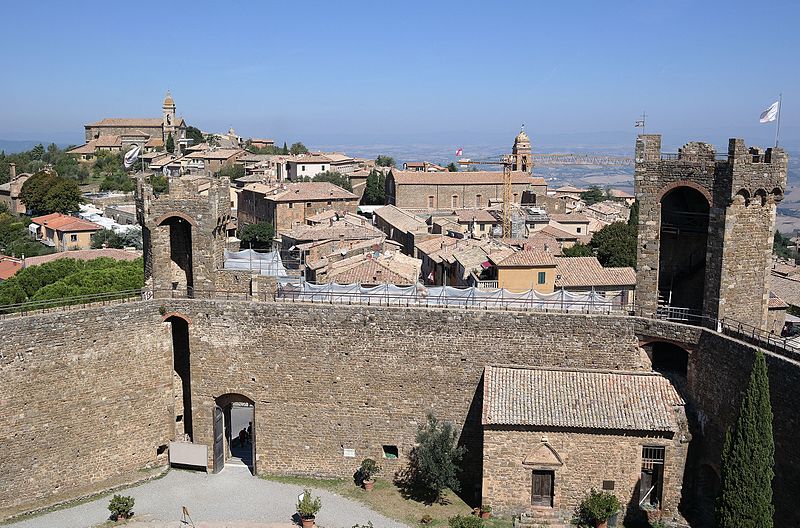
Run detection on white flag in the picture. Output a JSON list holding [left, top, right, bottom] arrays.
[[760, 101, 779, 123], [124, 145, 142, 169]]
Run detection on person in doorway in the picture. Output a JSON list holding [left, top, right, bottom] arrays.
[[238, 428, 247, 447], [247, 422, 252, 444]]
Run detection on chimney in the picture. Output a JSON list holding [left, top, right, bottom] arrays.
[[10, 163, 16, 180]]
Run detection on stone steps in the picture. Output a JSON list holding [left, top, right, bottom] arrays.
[[515, 510, 570, 528]]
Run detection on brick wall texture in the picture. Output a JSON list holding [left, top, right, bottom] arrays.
[[2, 300, 800, 526]]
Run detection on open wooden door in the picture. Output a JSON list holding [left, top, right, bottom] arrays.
[[213, 404, 224, 473]]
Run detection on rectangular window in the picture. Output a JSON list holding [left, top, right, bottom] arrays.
[[577, 227, 582, 233], [288, 203, 293, 209], [640, 446, 665, 507], [382, 445, 399, 459], [537, 271, 546, 284], [428, 196, 434, 208], [451, 195, 458, 208], [476, 194, 483, 207], [321, 166, 325, 171], [70, 234, 78, 242], [302, 165, 306, 171]]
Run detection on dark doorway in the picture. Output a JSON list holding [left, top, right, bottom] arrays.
[[658, 187, 710, 314], [531, 470, 554, 507], [159, 216, 194, 295], [213, 394, 255, 474], [166, 315, 192, 440], [650, 341, 689, 378], [639, 446, 665, 508]]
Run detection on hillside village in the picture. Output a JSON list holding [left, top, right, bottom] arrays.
[[1, 92, 797, 528]]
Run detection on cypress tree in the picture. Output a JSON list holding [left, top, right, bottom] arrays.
[[715, 350, 774, 528], [166, 133, 175, 153]]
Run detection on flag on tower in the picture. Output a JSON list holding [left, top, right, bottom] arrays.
[[760, 101, 780, 123], [634, 120, 645, 128], [123, 145, 141, 170], [455, 148, 463, 157]]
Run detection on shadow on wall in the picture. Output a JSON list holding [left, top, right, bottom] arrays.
[[456, 375, 484, 508]]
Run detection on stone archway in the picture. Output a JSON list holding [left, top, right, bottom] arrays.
[[213, 393, 256, 475], [157, 215, 194, 296], [165, 314, 193, 440]]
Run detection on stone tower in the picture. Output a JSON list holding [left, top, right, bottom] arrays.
[[163, 91, 177, 151], [136, 175, 232, 298], [512, 127, 532, 173], [635, 134, 787, 330]]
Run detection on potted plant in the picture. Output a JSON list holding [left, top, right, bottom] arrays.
[[359, 458, 381, 491], [574, 488, 620, 528], [480, 505, 492, 519], [296, 488, 322, 528], [108, 494, 135, 522]]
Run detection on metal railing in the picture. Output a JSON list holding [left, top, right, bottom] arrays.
[[0, 289, 144, 319]]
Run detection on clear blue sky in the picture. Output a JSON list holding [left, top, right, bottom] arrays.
[[0, 0, 797, 150]]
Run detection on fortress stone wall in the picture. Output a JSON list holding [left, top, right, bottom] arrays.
[[1, 300, 799, 526]]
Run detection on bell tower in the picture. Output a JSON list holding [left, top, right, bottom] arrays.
[[163, 91, 177, 147], [512, 126, 532, 173]]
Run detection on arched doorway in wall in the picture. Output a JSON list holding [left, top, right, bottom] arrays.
[[658, 186, 710, 314], [649, 341, 689, 378], [158, 215, 194, 296], [213, 393, 255, 475], [165, 314, 193, 440]]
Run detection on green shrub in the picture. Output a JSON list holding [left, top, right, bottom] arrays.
[[573, 488, 620, 526], [296, 489, 322, 518], [359, 458, 381, 481], [108, 494, 134, 519], [448, 514, 483, 528]]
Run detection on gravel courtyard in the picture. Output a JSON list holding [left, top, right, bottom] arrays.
[[5, 466, 409, 528]]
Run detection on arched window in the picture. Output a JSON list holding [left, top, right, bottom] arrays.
[[452, 195, 459, 208], [476, 194, 483, 207]]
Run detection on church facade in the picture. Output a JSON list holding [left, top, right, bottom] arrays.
[[70, 92, 187, 159]]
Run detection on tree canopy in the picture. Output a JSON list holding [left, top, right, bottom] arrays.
[[1, 144, 89, 185], [0, 211, 54, 257], [588, 221, 637, 268], [238, 222, 275, 250], [715, 350, 774, 528], [375, 155, 396, 167], [446, 162, 458, 172], [362, 169, 386, 205], [217, 164, 246, 181], [289, 142, 309, 155], [19, 170, 83, 215], [166, 133, 175, 153], [91, 227, 143, 250], [185, 126, 204, 147], [307, 170, 352, 191], [580, 185, 608, 205]]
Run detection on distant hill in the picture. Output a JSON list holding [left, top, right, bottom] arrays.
[[0, 139, 71, 154]]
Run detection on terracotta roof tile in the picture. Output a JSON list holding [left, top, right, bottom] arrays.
[[494, 250, 556, 267], [375, 205, 429, 233], [550, 213, 589, 224], [483, 365, 684, 432], [324, 251, 421, 285], [0, 257, 22, 280], [554, 257, 636, 288], [32, 213, 101, 232], [87, 118, 165, 127]]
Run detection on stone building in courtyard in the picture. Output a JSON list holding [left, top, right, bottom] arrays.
[[482, 366, 688, 522]]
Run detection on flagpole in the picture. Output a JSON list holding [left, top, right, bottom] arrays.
[[775, 93, 783, 148]]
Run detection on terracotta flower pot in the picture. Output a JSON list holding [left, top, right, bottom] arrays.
[[116, 514, 128, 522], [363, 479, 375, 491], [595, 521, 608, 528], [480, 511, 490, 519], [301, 516, 315, 528]]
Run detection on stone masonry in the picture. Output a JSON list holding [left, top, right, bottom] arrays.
[[635, 135, 787, 330]]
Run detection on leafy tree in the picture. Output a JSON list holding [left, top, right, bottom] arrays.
[[773, 230, 794, 260], [446, 162, 458, 172], [99, 171, 135, 192], [238, 222, 275, 250], [217, 163, 246, 181], [401, 413, 466, 503], [150, 174, 168, 195], [627, 199, 639, 227], [282, 142, 289, 155], [290, 142, 309, 155], [715, 350, 774, 528], [309, 170, 352, 191], [0, 211, 54, 257], [375, 155, 395, 167], [185, 126, 204, 147], [562, 242, 593, 257], [166, 133, 175, 153], [580, 185, 607, 205], [30, 143, 45, 161], [19, 171, 83, 214], [589, 222, 637, 268], [362, 169, 385, 205]]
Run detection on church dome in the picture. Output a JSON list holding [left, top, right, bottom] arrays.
[[163, 91, 175, 107]]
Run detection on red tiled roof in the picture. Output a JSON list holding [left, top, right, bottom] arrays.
[[540, 225, 578, 240], [0, 258, 22, 280], [87, 118, 169, 127], [32, 213, 101, 232], [494, 250, 556, 268], [391, 170, 546, 186], [550, 213, 590, 224], [482, 366, 684, 432], [554, 257, 635, 288]]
